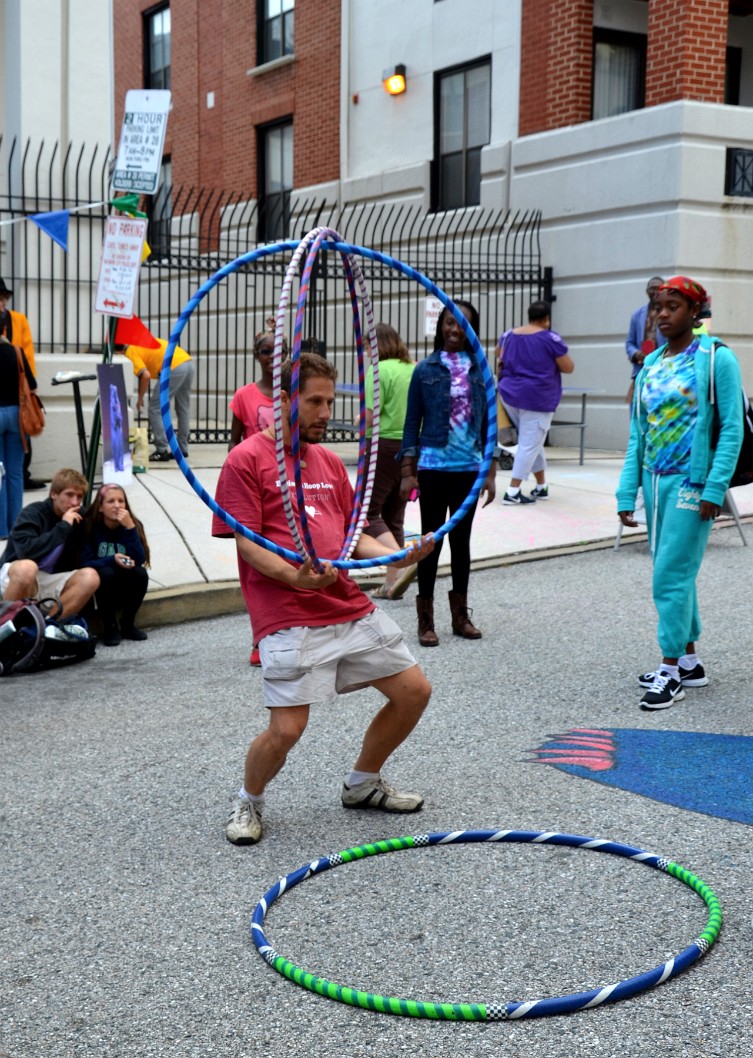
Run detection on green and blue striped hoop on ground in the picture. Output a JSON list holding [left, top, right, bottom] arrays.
[[251, 829, 722, 1021]]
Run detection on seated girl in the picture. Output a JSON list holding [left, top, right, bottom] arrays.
[[80, 484, 150, 646]]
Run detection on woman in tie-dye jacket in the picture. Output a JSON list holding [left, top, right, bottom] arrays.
[[617, 276, 743, 712], [399, 300, 496, 648]]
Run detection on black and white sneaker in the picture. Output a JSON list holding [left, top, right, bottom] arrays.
[[530, 485, 549, 499], [638, 662, 708, 688], [639, 671, 686, 711], [503, 491, 535, 505]]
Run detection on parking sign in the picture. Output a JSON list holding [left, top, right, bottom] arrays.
[[112, 89, 171, 195], [94, 216, 148, 318]]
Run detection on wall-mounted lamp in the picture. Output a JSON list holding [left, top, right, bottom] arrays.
[[383, 64, 406, 96]]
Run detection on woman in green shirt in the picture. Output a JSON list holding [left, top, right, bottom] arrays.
[[363, 323, 416, 598]]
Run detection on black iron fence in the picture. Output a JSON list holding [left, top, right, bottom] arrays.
[[1, 137, 548, 443]]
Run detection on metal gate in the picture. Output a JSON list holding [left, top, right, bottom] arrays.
[[1, 137, 548, 443]]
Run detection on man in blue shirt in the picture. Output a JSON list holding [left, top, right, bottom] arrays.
[[625, 276, 663, 405]]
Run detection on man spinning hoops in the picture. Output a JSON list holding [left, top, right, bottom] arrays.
[[213, 353, 434, 845]]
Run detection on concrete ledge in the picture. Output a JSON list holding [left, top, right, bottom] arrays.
[[140, 581, 245, 628]]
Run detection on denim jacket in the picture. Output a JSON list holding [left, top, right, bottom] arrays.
[[399, 349, 489, 458], [616, 333, 743, 510]]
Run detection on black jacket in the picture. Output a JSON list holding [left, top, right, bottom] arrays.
[[0, 499, 82, 571]]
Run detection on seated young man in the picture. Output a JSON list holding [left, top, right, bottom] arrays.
[[213, 353, 434, 846], [0, 468, 100, 619]]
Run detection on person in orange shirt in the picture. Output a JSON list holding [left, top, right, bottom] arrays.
[[0, 277, 45, 490], [122, 338, 194, 462]]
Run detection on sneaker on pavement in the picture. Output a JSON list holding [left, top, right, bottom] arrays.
[[226, 798, 262, 844], [530, 485, 549, 500], [502, 491, 535, 506], [341, 775, 424, 813], [639, 671, 686, 711], [638, 662, 708, 688]]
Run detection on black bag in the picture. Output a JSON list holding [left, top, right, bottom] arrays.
[[38, 615, 97, 670], [0, 600, 96, 675], [710, 341, 753, 489], [0, 600, 47, 674], [728, 390, 753, 489]]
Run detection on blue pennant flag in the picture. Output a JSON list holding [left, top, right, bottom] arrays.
[[29, 209, 70, 251]]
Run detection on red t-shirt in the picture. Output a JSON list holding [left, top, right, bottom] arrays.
[[212, 433, 374, 641], [229, 383, 274, 439]]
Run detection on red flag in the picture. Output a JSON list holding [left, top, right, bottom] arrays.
[[115, 315, 161, 349]]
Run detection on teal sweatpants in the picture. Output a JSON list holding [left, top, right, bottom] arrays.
[[643, 470, 714, 658]]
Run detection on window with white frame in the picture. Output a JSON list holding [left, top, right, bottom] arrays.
[[258, 0, 294, 65], [259, 121, 293, 241], [145, 4, 171, 91], [592, 29, 645, 120], [434, 59, 491, 211]]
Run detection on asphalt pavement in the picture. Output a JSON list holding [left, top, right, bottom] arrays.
[[3, 447, 753, 1057]]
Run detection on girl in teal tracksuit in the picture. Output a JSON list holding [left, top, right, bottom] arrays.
[[617, 276, 743, 711]]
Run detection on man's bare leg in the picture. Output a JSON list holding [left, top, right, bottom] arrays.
[[353, 665, 431, 773], [340, 664, 431, 812], [1, 560, 39, 601], [243, 704, 310, 796], [58, 568, 100, 619]]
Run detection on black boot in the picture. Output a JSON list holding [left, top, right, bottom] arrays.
[[121, 615, 148, 641], [102, 618, 121, 647]]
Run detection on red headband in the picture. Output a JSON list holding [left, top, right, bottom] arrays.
[[658, 276, 707, 307]]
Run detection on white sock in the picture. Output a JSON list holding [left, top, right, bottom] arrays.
[[507, 485, 520, 497], [680, 653, 699, 668], [346, 770, 379, 788], [240, 787, 265, 807], [659, 664, 680, 681]]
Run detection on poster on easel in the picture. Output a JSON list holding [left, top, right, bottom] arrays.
[[97, 363, 133, 487]]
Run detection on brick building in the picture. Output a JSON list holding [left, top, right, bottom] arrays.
[[113, 0, 340, 238], [111, 0, 753, 448]]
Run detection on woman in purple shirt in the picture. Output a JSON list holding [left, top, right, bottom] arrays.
[[497, 300, 574, 504]]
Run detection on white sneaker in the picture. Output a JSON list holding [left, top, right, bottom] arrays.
[[226, 798, 263, 844], [341, 775, 423, 813]]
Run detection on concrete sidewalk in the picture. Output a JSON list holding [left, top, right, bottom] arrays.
[[30, 443, 752, 626]]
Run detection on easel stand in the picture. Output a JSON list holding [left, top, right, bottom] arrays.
[[51, 372, 98, 476]]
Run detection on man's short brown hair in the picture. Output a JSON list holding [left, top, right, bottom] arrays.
[[49, 468, 89, 496], [280, 352, 337, 395]]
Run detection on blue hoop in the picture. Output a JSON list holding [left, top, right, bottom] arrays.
[[159, 239, 498, 570], [251, 829, 722, 1021]]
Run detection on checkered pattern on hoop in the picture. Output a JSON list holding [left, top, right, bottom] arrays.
[[485, 1003, 508, 1020]]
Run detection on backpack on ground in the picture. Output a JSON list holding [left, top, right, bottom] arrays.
[[0, 600, 96, 675], [709, 340, 753, 489], [0, 600, 47, 674]]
